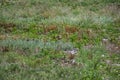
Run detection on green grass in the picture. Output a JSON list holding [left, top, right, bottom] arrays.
[[0, 0, 120, 80]]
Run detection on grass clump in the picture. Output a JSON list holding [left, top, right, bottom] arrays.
[[0, 0, 120, 80]]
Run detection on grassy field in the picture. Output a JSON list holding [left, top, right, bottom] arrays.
[[0, 0, 120, 80]]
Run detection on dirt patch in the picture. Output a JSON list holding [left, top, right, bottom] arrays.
[[65, 26, 79, 33], [43, 25, 58, 34], [99, 3, 120, 16], [0, 22, 16, 28], [0, 35, 21, 40], [0, 46, 9, 52], [102, 39, 120, 54], [0, 22, 16, 32]]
